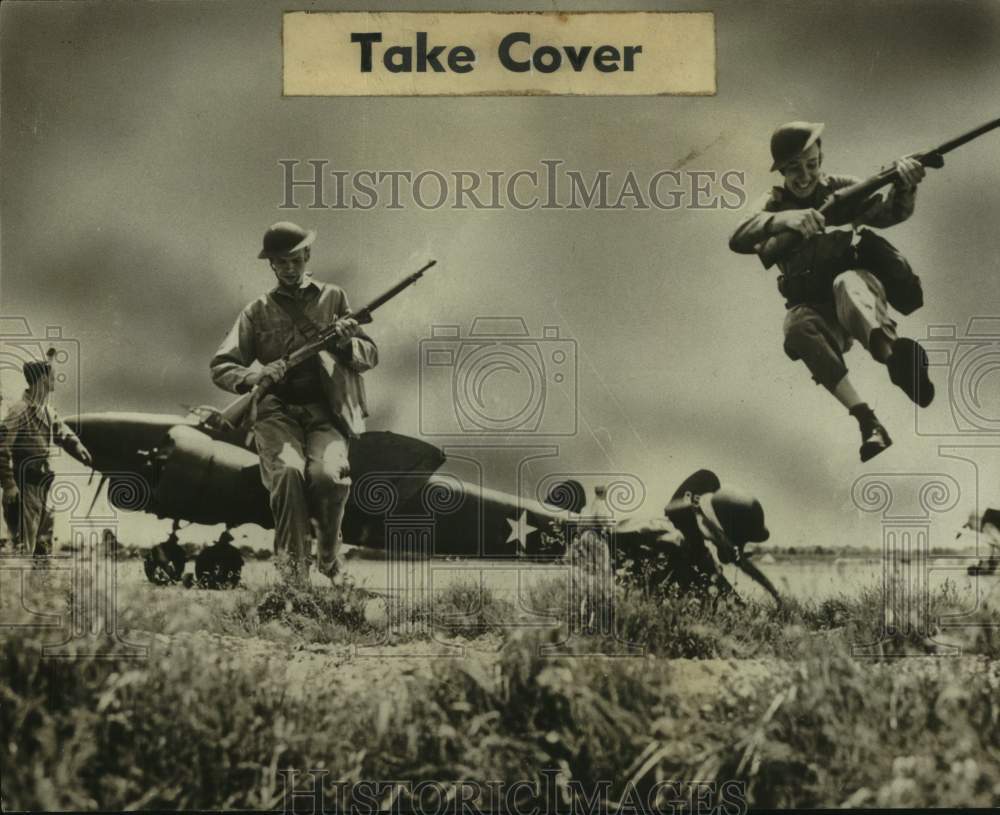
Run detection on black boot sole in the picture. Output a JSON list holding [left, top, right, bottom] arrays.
[[860, 436, 893, 462], [888, 338, 935, 408], [860, 425, 893, 463]]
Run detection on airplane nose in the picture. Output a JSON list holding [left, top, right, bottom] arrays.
[[65, 412, 192, 474]]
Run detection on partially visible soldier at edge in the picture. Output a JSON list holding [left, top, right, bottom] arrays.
[[210, 222, 378, 584], [0, 354, 93, 556], [729, 122, 934, 462]]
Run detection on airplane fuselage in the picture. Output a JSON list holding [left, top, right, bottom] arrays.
[[66, 411, 570, 556]]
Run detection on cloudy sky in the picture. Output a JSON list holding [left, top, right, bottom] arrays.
[[2, 0, 999, 549]]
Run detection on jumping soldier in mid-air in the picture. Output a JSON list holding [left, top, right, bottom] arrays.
[[729, 122, 934, 462]]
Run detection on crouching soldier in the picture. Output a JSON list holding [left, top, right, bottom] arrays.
[[143, 528, 186, 585], [0, 355, 93, 556], [677, 487, 782, 608], [195, 530, 244, 589], [616, 470, 781, 607], [730, 122, 934, 462]]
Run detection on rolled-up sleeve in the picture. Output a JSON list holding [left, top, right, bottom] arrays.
[[332, 291, 379, 373], [855, 184, 916, 229], [340, 334, 379, 373], [823, 172, 915, 229], [729, 193, 781, 254], [210, 311, 257, 394], [52, 413, 82, 453]]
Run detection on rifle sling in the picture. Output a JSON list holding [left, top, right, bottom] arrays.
[[264, 294, 342, 405], [270, 293, 324, 345], [270, 293, 354, 365]]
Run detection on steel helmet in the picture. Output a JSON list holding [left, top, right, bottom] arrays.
[[770, 121, 824, 172], [258, 222, 316, 259], [702, 488, 770, 545]]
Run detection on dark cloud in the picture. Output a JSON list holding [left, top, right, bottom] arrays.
[[3, 0, 999, 546]]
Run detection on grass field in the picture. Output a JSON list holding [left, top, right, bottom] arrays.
[[4, 551, 1000, 810]]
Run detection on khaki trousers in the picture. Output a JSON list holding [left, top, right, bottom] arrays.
[[6, 480, 53, 556], [252, 396, 351, 580], [782, 269, 898, 388]]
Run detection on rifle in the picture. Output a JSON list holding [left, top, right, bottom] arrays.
[[758, 117, 1000, 269], [219, 259, 437, 430]]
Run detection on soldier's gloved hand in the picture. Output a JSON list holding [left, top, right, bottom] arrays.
[[3, 485, 19, 505], [773, 208, 825, 238], [893, 155, 925, 190], [247, 359, 288, 388]]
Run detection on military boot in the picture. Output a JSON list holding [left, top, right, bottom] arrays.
[[887, 338, 935, 408], [850, 403, 893, 462]]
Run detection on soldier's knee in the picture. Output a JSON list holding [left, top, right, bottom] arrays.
[[309, 449, 351, 486], [783, 310, 826, 356], [832, 270, 857, 292], [307, 463, 352, 494], [834, 269, 882, 300]]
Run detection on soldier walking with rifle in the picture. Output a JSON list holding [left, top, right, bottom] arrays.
[[211, 222, 380, 583], [729, 118, 1000, 461]]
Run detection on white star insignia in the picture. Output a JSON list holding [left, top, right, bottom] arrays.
[[506, 510, 537, 553]]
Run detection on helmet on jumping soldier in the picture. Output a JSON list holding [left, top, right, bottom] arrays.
[[770, 121, 824, 172]]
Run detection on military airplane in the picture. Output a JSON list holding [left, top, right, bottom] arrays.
[[69, 399, 565, 557], [66, 399, 780, 603]]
